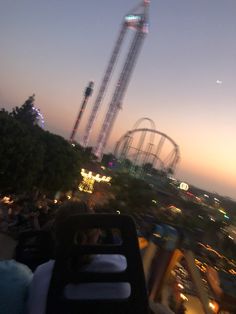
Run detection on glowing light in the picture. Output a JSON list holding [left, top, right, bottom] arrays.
[[125, 14, 141, 22], [179, 182, 189, 191], [32, 106, 45, 128], [180, 293, 188, 301], [116, 210, 121, 214], [153, 232, 162, 238], [209, 302, 215, 310], [229, 269, 236, 275], [198, 242, 236, 268], [1, 196, 13, 204], [152, 199, 157, 204], [54, 199, 58, 204], [79, 168, 112, 194], [168, 205, 182, 214], [195, 259, 207, 272], [178, 283, 184, 289], [219, 209, 226, 214]]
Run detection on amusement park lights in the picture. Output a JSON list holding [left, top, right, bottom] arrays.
[[79, 168, 112, 194], [179, 182, 189, 191], [1, 196, 13, 204], [32, 106, 45, 128], [180, 293, 188, 301], [125, 14, 141, 22]]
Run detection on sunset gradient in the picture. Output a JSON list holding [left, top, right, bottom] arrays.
[[0, 0, 235, 198]]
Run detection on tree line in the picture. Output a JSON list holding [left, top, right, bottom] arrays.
[[0, 95, 86, 196]]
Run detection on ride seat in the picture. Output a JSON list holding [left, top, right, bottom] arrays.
[[46, 214, 149, 314]]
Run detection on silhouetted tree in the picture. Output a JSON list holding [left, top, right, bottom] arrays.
[[38, 131, 81, 193], [0, 111, 44, 193], [101, 153, 116, 168], [0, 103, 81, 195], [143, 162, 153, 173], [10, 94, 38, 127]]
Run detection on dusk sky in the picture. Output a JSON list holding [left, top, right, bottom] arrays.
[[0, 0, 235, 199]]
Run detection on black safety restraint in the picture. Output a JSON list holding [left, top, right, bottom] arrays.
[[46, 214, 149, 314]]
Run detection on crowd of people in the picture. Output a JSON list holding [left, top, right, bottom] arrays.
[[0, 196, 59, 236], [0, 198, 134, 314]]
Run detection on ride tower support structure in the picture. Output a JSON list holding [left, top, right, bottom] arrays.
[[69, 81, 94, 143], [83, 1, 150, 159]]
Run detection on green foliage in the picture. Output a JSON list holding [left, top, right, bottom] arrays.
[[0, 111, 44, 192], [0, 98, 81, 194], [38, 130, 80, 193], [73, 144, 97, 164]]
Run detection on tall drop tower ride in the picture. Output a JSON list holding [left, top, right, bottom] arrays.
[[83, 0, 150, 159], [69, 81, 94, 143]]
